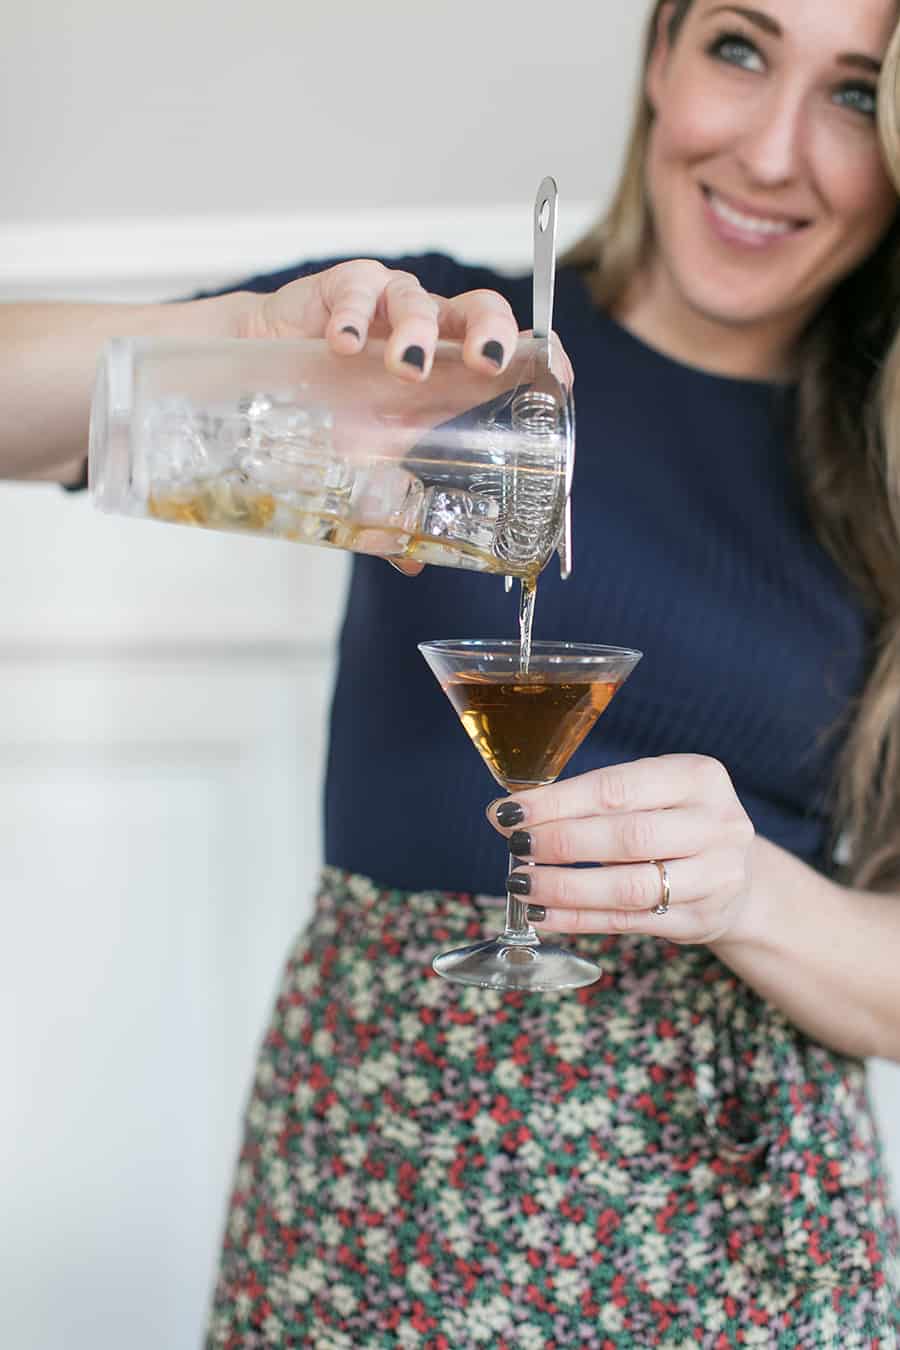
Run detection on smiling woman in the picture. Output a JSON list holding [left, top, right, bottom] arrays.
[[13, 0, 900, 1344], [195, 2, 900, 1345], [567, 0, 900, 899]]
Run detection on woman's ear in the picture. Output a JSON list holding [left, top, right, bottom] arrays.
[[646, 2, 679, 114]]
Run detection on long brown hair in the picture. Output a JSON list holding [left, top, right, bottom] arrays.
[[565, 0, 900, 891]]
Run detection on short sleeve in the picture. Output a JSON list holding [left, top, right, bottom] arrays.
[[189, 251, 466, 303]]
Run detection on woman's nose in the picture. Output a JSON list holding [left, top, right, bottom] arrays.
[[735, 90, 805, 188]]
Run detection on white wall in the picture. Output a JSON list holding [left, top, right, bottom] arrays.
[[2, 1, 644, 224], [2, 5, 898, 1350]]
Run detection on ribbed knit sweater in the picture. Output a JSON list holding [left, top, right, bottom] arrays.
[[226, 253, 873, 897]]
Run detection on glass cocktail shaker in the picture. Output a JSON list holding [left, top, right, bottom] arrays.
[[88, 331, 573, 579], [89, 179, 574, 581]]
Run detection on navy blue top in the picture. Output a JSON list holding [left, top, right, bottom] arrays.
[[215, 253, 873, 895]]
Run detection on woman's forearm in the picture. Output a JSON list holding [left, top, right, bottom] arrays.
[[0, 293, 251, 481], [709, 834, 900, 1062]]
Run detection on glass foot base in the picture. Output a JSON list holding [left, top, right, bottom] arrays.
[[432, 937, 601, 991]]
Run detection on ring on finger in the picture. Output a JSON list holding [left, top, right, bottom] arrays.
[[650, 860, 671, 916]]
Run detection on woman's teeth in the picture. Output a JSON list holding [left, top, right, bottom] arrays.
[[707, 190, 799, 237]]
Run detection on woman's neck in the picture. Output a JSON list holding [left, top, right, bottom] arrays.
[[613, 260, 805, 383]]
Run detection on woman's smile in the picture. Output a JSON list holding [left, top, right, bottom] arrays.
[[700, 183, 810, 248]]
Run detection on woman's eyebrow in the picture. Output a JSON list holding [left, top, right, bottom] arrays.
[[837, 52, 882, 76], [707, 5, 781, 38], [706, 5, 882, 74]]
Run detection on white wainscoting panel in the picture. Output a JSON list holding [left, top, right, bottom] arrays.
[[0, 483, 350, 648], [1, 650, 334, 1350]]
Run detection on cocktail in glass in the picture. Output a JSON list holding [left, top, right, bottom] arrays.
[[418, 639, 642, 991]]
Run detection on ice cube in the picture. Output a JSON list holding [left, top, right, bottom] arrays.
[[245, 396, 333, 456], [142, 398, 216, 485], [419, 486, 500, 553], [240, 446, 348, 497], [350, 465, 424, 529], [240, 393, 273, 421], [141, 398, 252, 501], [409, 540, 491, 570], [238, 396, 351, 500]]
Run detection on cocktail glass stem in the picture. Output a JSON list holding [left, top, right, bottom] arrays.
[[502, 852, 537, 944]]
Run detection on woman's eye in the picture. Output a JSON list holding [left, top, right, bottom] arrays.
[[834, 84, 877, 118], [707, 32, 765, 73]]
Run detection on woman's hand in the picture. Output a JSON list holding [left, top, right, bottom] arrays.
[[231, 259, 550, 574], [488, 754, 756, 945], [235, 259, 523, 382]]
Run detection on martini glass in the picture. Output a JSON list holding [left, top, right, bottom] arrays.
[[418, 639, 642, 991]]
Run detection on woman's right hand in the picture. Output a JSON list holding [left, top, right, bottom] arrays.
[[228, 260, 536, 574], [235, 258, 523, 383]]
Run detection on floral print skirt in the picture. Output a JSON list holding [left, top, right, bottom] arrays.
[[206, 867, 900, 1349]]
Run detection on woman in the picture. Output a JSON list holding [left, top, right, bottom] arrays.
[[9, 0, 900, 1342], [195, 2, 900, 1344]]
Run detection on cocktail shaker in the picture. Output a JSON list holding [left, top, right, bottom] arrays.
[[89, 183, 574, 581]]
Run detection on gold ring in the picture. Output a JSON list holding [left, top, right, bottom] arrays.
[[651, 860, 671, 916]]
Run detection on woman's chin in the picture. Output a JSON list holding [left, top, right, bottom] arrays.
[[678, 284, 794, 337]]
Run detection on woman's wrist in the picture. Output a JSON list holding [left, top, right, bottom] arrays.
[[142, 290, 257, 342], [705, 837, 899, 1060], [709, 834, 781, 956], [711, 834, 848, 959]]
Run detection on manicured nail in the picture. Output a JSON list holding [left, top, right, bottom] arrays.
[[526, 905, 547, 923], [482, 340, 504, 367], [509, 830, 532, 857], [496, 801, 525, 828], [402, 345, 425, 370], [507, 871, 531, 896], [341, 324, 361, 339], [387, 559, 411, 575]]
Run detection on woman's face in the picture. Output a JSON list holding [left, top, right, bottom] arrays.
[[644, 0, 899, 336]]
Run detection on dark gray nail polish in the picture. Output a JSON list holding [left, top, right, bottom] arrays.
[[496, 801, 524, 828], [402, 345, 425, 370], [526, 904, 547, 923], [341, 324, 360, 339], [509, 830, 532, 857], [507, 872, 531, 896], [482, 340, 504, 367]]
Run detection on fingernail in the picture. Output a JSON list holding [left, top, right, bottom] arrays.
[[387, 559, 411, 575], [526, 904, 547, 923], [509, 830, 532, 857], [482, 340, 504, 367], [402, 345, 425, 371], [341, 324, 360, 339], [507, 871, 531, 896], [496, 801, 524, 828]]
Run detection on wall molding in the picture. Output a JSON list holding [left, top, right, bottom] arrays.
[[0, 203, 598, 302], [0, 640, 331, 664]]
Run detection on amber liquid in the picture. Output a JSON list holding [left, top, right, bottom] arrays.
[[442, 673, 620, 788], [518, 576, 537, 673], [147, 478, 544, 580]]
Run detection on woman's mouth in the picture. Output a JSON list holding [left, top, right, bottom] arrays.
[[701, 186, 810, 248]]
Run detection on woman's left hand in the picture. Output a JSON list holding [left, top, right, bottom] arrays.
[[488, 754, 756, 945]]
